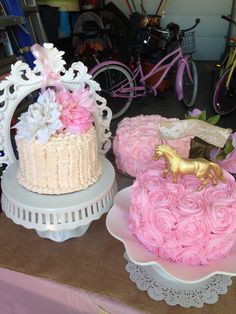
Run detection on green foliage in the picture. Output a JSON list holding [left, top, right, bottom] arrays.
[[206, 114, 220, 125], [185, 109, 220, 125]]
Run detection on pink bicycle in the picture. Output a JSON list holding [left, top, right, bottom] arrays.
[[89, 18, 200, 119]]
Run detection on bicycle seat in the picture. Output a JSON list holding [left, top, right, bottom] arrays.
[[83, 20, 100, 36], [166, 22, 180, 34]]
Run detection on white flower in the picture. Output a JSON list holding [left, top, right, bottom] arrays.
[[15, 89, 63, 143]]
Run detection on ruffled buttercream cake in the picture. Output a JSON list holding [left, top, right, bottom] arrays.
[[14, 87, 102, 195], [129, 167, 236, 266], [16, 126, 102, 194]]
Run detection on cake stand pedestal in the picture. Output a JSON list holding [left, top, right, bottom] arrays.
[[1, 157, 117, 242], [124, 253, 232, 308]]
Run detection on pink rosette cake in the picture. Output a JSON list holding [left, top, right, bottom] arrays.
[[113, 115, 192, 177], [129, 168, 236, 266]]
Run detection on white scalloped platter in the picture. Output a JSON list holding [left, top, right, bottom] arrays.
[[106, 187, 236, 284]]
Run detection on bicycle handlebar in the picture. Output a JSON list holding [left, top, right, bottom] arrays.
[[152, 18, 200, 37], [181, 18, 200, 33], [221, 15, 236, 26]]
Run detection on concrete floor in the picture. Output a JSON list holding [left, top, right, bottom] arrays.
[[110, 61, 236, 135]]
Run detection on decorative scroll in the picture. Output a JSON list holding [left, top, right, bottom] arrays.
[[0, 43, 112, 169], [158, 119, 232, 148]]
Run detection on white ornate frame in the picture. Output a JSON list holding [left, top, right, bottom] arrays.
[[0, 43, 112, 169]]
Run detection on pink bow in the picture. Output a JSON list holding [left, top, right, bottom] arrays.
[[31, 44, 64, 91]]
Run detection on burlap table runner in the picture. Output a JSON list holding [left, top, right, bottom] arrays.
[[0, 211, 235, 314]]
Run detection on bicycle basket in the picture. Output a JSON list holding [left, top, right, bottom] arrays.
[[181, 31, 196, 54]]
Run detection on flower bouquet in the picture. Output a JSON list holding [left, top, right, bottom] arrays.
[[14, 87, 97, 144], [185, 108, 236, 176], [210, 132, 236, 175]]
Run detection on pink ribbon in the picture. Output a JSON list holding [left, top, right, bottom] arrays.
[[31, 44, 64, 91]]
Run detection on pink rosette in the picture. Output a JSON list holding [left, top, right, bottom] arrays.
[[139, 169, 166, 191], [134, 223, 164, 252], [129, 204, 143, 230], [148, 208, 177, 235], [164, 181, 185, 195], [180, 174, 203, 191], [158, 239, 182, 262], [131, 183, 151, 211], [173, 192, 206, 218], [205, 234, 236, 262], [207, 203, 236, 234], [147, 189, 174, 209], [203, 185, 234, 205], [174, 217, 211, 246], [224, 170, 236, 191], [176, 246, 206, 266]]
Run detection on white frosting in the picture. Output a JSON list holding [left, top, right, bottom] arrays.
[[16, 126, 102, 194]]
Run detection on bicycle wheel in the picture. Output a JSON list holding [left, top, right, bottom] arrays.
[[213, 66, 236, 115], [91, 64, 134, 120], [181, 59, 198, 107]]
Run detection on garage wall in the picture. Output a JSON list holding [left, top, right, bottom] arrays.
[[162, 0, 233, 60], [105, 0, 234, 61]]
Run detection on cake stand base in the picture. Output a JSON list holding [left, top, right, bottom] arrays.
[[36, 222, 92, 242], [124, 253, 232, 308], [1, 157, 117, 242]]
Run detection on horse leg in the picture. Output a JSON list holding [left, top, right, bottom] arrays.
[[207, 172, 217, 185], [172, 172, 178, 184], [162, 168, 169, 178], [197, 176, 209, 191]]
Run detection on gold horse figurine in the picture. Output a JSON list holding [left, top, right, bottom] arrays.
[[153, 144, 227, 191]]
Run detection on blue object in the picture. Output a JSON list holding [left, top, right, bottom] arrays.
[[58, 11, 71, 38], [1, 0, 35, 68]]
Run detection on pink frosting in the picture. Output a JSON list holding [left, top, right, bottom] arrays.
[[129, 168, 236, 266], [113, 115, 192, 177], [56, 88, 96, 134]]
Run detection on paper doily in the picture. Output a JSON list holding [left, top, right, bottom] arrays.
[[124, 253, 232, 308]]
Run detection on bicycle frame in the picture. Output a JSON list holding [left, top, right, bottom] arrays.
[[90, 47, 192, 99], [226, 56, 236, 89]]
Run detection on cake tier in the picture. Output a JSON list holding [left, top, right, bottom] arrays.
[[16, 126, 102, 194], [113, 115, 192, 177], [129, 168, 236, 266]]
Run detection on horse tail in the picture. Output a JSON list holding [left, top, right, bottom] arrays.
[[210, 162, 227, 182]]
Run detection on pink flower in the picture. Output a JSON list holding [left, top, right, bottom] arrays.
[[138, 169, 166, 192], [147, 190, 174, 209], [178, 174, 201, 191], [203, 185, 233, 205], [174, 217, 211, 246], [207, 204, 236, 234], [135, 223, 164, 251], [158, 239, 182, 262], [72, 88, 97, 112], [231, 132, 236, 148], [218, 149, 236, 173], [148, 208, 177, 235], [56, 88, 95, 134], [205, 234, 236, 262], [176, 246, 206, 265], [188, 108, 202, 117], [173, 192, 206, 218]]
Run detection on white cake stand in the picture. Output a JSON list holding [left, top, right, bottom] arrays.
[[106, 187, 236, 308], [2, 157, 117, 242], [0, 44, 117, 242]]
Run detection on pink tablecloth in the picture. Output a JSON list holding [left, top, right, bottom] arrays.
[[0, 268, 143, 314]]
